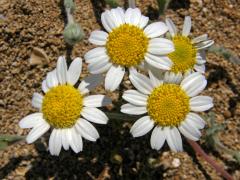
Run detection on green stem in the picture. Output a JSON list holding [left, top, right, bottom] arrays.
[[157, 0, 172, 15], [105, 112, 139, 121], [128, 0, 136, 8], [66, 8, 74, 24]]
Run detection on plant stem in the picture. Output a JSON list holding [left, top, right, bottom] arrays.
[[128, 0, 136, 8], [66, 8, 74, 24], [187, 139, 233, 180], [157, 0, 171, 15], [105, 112, 139, 121]]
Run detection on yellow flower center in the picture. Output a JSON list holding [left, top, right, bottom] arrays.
[[168, 35, 197, 73], [147, 84, 190, 127], [106, 24, 149, 67], [42, 85, 83, 129]]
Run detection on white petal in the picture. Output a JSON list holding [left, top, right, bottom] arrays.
[[124, 8, 133, 24], [81, 107, 108, 124], [105, 65, 125, 91], [111, 7, 125, 26], [182, 16, 191, 36], [138, 15, 149, 28], [164, 71, 182, 84], [101, 10, 117, 32], [88, 60, 112, 74], [121, 103, 147, 115], [190, 96, 213, 112], [148, 38, 174, 55], [192, 34, 208, 44], [150, 126, 166, 150], [56, 56, 67, 85], [19, 113, 45, 129], [89, 30, 108, 46], [194, 64, 205, 73], [68, 128, 83, 153], [179, 118, 201, 141], [46, 70, 58, 88], [32, 93, 43, 109], [145, 53, 172, 70], [84, 47, 108, 64], [51, 129, 62, 156], [129, 69, 153, 94], [148, 70, 163, 88], [83, 95, 112, 107], [76, 118, 99, 141], [101, 11, 111, 32], [122, 90, 147, 106], [165, 18, 177, 36], [147, 66, 164, 87], [196, 40, 214, 50], [180, 72, 207, 97], [26, 121, 50, 144], [49, 129, 62, 156], [78, 74, 104, 94], [49, 129, 56, 155], [41, 80, 49, 93], [178, 125, 198, 141], [144, 22, 168, 38], [130, 116, 154, 137], [196, 55, 206, 65], [183, 69, 193, 78], [185, 113, 205, 129], [61, 129, 70, 150], [125, 8, 141, 25], [165, 127, 183, 152], [67, 57, 82, 85]]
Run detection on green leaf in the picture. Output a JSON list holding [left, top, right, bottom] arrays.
[[0, 141, 8, 150], [0, 134, 25, 142], [209, 45, 240, 64]]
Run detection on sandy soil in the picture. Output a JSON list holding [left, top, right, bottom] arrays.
[[0, 0, 240, 179]]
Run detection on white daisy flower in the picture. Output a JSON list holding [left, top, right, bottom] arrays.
[[85, 7, 175, 91], [19, 57, 111, 156], [121, 70, 213, 152], [149, 16, 214, 81]]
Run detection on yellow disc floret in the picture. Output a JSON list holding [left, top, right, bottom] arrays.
[[42, 85, 83, 129], [168, 35, 197, 73], [106, 24, 149, 67], [147, 84, 190, 127]]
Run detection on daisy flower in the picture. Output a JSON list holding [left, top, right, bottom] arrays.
[[19, 57, 111, 156], [85, 7, 174, 91], [149, 16, 214, 82], [121, 70, 213, 152]]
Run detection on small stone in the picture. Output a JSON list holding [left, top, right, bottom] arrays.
[[172, 158, 181, 168], [223, 110, 231, 118], [112, 154, 123, 164], [29, 47, 49, 65]]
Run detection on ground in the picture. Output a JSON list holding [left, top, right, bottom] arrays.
[[0, 0, 240, 179]]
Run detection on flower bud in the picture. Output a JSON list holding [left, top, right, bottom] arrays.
[[64, 0, 75, 13], [63, 23, 84, 46]]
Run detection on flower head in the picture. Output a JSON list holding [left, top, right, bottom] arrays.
[[19, 57, 111, 156], [148, 16, 214, 81], [85, 7, 174, 91], [121, 70, 213, 152]]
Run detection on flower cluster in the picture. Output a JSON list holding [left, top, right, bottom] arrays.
[[19, 7, 214, 155]]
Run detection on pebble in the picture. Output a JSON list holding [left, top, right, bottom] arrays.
[[172, 158, 181, 168]]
